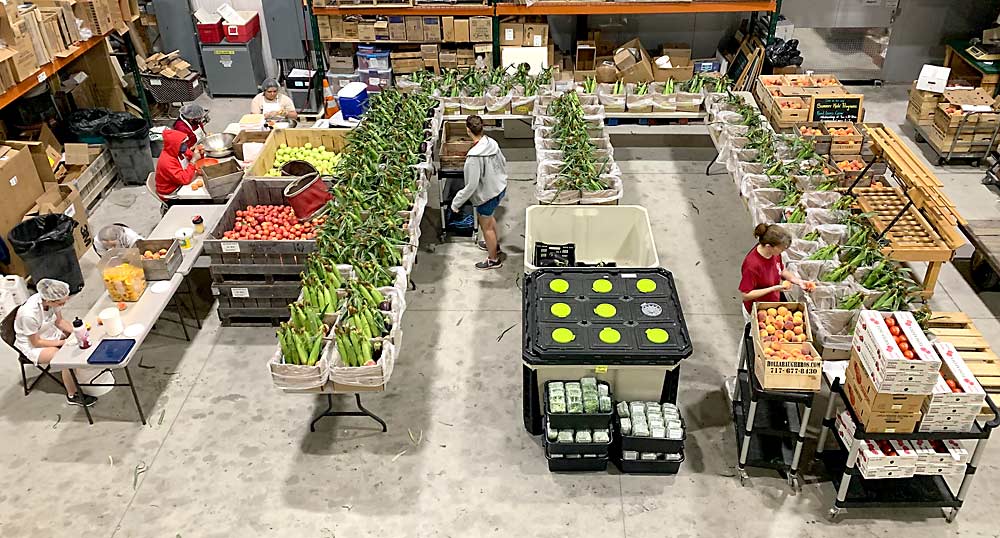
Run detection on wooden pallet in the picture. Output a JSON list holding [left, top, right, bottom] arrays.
[[862, 124, 966, 250], [217, 308, 287, 327], [927, 311, 1000, 417]]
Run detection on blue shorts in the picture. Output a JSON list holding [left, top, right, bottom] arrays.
[[476, 189, 506, 217]]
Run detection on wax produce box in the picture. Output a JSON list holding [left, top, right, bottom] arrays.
[[919, 341, 987, 433], [852, 310, 940, 394], [834, 410, 918, 479]]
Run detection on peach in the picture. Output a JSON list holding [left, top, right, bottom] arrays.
[[777, 306, 789, 316], [766, 325, 776, 335], [766, 308, 778, 317], [784, 321, 795, 331], [757, 311, 767, 322], [793, 326, 804, 335], [760, 330, 769, 339], [784, 330, 795, 341]]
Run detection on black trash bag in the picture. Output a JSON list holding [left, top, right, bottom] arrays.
[[101, 112, 150, 139], [8, 214, 77, 255], [67, 108, 111, 140]]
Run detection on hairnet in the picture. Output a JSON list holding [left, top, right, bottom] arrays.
[[98, 224, 125, 244], [261, 78, 280, 92], [180, 103, 206, 120], [37, 279, 70, 301]]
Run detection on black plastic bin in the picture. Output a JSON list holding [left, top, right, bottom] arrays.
[[8, 214, 84, 293], [101, 115, 153, 186]]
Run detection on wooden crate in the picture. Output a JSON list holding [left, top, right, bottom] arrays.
[[76, 0, 115, 35], [788, 122, 830, 153], [927, 312, 1000, 417], [136, 239, 182, 281], [906, 102, 935, 127], [439, 121, 474, 171], [934, 103, 976, 132], [783, 74, 815, 88], [768, 96, 809, 126], [247, 128, 351, 178], [854, 186, 953, 262], [60, 147, 118, 209]]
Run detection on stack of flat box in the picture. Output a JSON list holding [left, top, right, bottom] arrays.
[[136, 50, 192, 79]]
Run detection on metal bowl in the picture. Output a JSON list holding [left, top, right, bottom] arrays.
[[203, 132, 235, 153]]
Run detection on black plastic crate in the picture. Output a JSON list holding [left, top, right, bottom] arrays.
[[543, 425, 612, 456], [615, 412, 686, 453], [545, 449, 609, 472], [524, 268, 693, 366], [544, 380, 614, 430], [534, 242, 576, 268], [614, 452, 684, 474]]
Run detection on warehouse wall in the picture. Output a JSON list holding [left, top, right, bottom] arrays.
[[190, 0, 279, 78], [547, 13, 741, 60]]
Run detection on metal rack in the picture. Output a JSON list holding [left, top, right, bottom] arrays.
[[816, 375, 1000, 523], [731, 325, 814, 492]]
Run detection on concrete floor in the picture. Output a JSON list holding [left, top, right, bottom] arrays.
[[3, 87, 1000, 537]]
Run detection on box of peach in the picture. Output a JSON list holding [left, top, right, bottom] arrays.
[[750, 302, 821, 392]]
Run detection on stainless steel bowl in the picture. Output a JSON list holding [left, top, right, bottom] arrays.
[[203, 133, 235, 153]]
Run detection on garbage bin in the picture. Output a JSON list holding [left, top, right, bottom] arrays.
[[8, 214, 84, 294], [101, 115, 154, 186], [67, 108, 110, 144]]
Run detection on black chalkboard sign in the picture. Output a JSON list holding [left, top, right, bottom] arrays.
[[810, 94, 865, 122], [727, 48, 750, 81]]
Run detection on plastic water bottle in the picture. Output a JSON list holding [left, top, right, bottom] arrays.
[[72, 317, 90, 349]]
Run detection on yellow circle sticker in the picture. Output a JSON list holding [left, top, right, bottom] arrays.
[[594, 303, 617, 318], [552, 327, 576, 343], [550, 302, 571, 318], [592, 278, 613, 293], [549, 278, 569, 293], [599, 327, 621, 344], [636, 278, 657, 293], [645, 328, 669, 344]]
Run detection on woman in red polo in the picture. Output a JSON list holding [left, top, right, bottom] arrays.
[[739, 223, 813, 313]]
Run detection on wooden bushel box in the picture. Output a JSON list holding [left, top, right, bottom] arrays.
[[247, 129, 350, 177], [440, 121, 474, 169], [135, 239, 182, 280], [201, 159, 244, 200]]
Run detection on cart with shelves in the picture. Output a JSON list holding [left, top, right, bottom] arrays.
[[731, 325, 814, 492], [815, 374, 1000, 522]]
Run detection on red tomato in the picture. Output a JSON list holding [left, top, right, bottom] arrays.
[[903, 350, 915, 360], [889, 326, 901, 336], [899, 341, 910, 352], [885, 317, 896, 327]]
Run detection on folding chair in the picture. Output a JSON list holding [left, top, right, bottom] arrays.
[[1, 306, 65, 396]]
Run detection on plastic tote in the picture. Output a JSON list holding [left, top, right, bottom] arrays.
[[7, 214, 85, 293], [101, 115, 154, 186], [523, 205, 659, 273]]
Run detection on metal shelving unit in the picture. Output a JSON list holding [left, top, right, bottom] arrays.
[[815, 375, 1000, 523], [731, 325, 813, 492]]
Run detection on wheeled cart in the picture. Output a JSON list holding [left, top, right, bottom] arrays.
[[731, 325, 814, 492], [816, 373, 1000, 523]]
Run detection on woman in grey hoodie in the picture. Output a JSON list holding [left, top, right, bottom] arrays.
[[451, 115, 509, 270]]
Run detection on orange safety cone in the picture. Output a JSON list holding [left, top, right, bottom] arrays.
[[322, 78, 338, 118]]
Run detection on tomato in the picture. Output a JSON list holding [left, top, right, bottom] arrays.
[[903, 350, 915, 360], [885, 317, 896, 327], [899, 341, 910, 352], [889, 326, 901, 336]]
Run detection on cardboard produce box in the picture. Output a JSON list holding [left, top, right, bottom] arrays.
[[454, 18, 470, 43], [388, 16, 406, 41], [750, 302, 820, 392], [523, 23, 548, 47], [358, 21, 376, 42], [852, 310, 940, 394], [423, 16, 441, 42], [24, 184, 91, 259], [0, 145, 47, 276], [470, 16, 492, 42], [405, 16, 423, 42], [614, 38, 653, 83], [441, 16, 455, 43], [843, 352, 922, 433], [500, 22, 523, 46], [653, 43, 693, 82]]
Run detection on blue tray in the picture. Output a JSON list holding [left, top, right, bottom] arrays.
[[87, 338, 137, 365]]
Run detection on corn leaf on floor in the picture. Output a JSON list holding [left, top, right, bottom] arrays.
[[3, 88, 1000, 536]]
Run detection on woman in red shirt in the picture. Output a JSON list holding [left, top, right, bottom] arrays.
[[738, 223, 813, 313], [155, 129, 203, 199]]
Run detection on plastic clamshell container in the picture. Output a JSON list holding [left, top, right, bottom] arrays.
[[543, 380, 614, 430], [524, 205, 659, 273]]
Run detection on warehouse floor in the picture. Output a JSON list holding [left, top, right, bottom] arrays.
[[2, 87, 1000, 537]]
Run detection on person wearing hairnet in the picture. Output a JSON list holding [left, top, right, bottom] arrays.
[[94, 224, 143, 258], [14, 279, 97, 407], [251, 78, 298, 120], [173, 103, 209, 148]]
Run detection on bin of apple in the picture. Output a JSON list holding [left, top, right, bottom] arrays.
[[265, 143, 341, 176], [221, 205, 328, 240]]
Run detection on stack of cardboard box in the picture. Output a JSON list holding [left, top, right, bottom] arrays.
[[318, 15, 492, 44], [136, 50, 193, 79], [921, 341, 987, 432]]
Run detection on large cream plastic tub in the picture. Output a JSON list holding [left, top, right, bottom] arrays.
[[523, 205, 659, 273]]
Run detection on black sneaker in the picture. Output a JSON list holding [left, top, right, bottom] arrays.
[[477, 241, 505, 258], [475, 258, 503, 270], [67, 393, 97, 407]]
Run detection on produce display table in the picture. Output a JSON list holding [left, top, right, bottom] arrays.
[[283, 384, 387, 433], [816, 369, 1000, 523], [731, 325, 813, 492], [521, 268, 692, 434]]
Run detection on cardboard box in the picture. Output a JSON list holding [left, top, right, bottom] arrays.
[[441, 16, 455, 43], [373, 19, 390, 41], [844, 352, 926, 415], [576, 40, 596, 72], [64, 143, 92, 166], [613, 38, 654, 83], [523, 23, 548, 47], [0, 145, 46, 276], [454, 18, 470, 43], [933, 341, 988, 404], [24, 184, 91, 259], [470, 16, 492, 43], [358, 21, 376, 42], [653, 43, 693, 82], [405, 16, 423, 42], [342, 20, 359, 40], [423, 16, 441, 42], [749, 302, 819, 392], [388, 16, 406, 41], [857, 439, 917, 479], [852, 310, 940, 393], [474, 43, 492, 66], [499, 22, 522, 46]]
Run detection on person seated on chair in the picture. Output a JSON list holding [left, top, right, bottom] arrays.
[[173, 103, 209, 148], [251, 78, 298, 120], [14, 279, 96, 407], [94, 224, 144, 258], [155, 128, 204, 200]]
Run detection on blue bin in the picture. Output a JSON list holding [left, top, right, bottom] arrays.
[[337, 82, 370, 120]]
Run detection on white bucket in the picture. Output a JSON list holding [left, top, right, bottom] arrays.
[[99, 307, 124, 336]]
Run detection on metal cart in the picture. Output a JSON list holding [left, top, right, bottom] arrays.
[[910, 110, 1000, 167], [816, 374, 1000, 523], [731, 325, 814, 492], [437, 168, 478, 244]]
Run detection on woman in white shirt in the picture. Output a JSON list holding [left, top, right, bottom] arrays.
[[94, 224, 143, 258], [14, 279, 96, 407], [251, 78, 298, 120]]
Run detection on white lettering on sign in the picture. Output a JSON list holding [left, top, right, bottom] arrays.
[[64, 204, 76, 218], [231, 287, 250, 298], [221, 242, 240, 253]]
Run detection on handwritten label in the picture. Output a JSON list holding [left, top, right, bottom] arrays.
[[810, 95, 863, 122], [595, 366, 608, 374], [221, 242, 240, 253], [231, 287, 250, 298]]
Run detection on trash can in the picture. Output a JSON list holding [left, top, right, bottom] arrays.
[[8, 214, 84, 294], [101, 115, 154, 186], [67, 108, 111, 144]]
